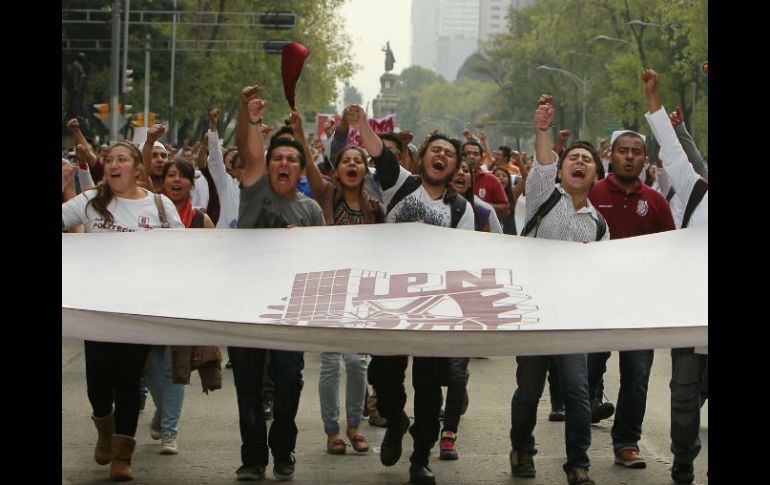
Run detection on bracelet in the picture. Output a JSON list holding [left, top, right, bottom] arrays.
[[248, 118, 262, 126]]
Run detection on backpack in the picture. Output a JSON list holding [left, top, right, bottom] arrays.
[[386, 175, 467, 228], [520, 188, 606, 241], [681, 178, 708, 229]]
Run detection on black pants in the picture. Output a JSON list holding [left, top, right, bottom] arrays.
[[368, 355, 448, 466], [442, 357, 469, 433], [84, 340, 151, 437], [229, 347, 304, 466]]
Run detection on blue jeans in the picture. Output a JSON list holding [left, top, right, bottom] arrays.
[[144, 346, 187, 435], [510, 354, 591, 469], [229, 347, 304, 466], [588, 350, 654, 453], [319, 352, 368, 435], [670, 348, 707, 464], [442, 357, 469, 433]]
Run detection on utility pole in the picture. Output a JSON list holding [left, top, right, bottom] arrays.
[[169, 0, 178, 144], [121, 0, 130, 138], [144, 33, 150, 126], [110, 0, 121, 141]]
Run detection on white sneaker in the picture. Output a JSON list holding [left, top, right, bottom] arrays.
[[150, 409, 162, 440], [160, 433, 179, 455]]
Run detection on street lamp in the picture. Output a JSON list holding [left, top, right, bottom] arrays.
[[593, 35, 632, 46], [628, 20, 666, 29], [536, 65, 593, 138]]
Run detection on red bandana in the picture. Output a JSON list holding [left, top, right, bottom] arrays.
[[178, 197, 195, 228]]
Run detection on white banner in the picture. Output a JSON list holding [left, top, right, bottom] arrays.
[[62, 223, 707, 356]]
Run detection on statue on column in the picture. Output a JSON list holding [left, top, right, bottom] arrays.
[[382, 41, 395, 72], [68, 52, 87, 120]]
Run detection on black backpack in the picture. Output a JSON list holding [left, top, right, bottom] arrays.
[[520, 188, 606, 241], [386, 175, 467, 228]]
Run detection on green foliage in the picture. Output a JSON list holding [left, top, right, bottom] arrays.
[[62, 0, 354, 144]]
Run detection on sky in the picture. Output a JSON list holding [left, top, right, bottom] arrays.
[[337, 0, 412, 112]]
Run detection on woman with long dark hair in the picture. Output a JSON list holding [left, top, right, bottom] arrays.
[[62, 141, 183, 481]]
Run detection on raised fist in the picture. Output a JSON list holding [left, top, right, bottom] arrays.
[[558, 129, 571, 141], [66, 118, 80, 132], [534, 103, 555, 131], [240, 85, 260, 104], [345, 104, 367, 129], [641, 69, 659, 96], [669, 105, 683, 126], [247, 99, 267, 122], [146, 124, 166, 142]]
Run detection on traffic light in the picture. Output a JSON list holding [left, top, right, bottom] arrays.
[[123, 69, 133, 93], [259, 12, 296, 30], [132, 112, 156, 127], [93, 103, 109, 120], [263, 40, 289, 54]]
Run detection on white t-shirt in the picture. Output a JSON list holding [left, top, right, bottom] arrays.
[[382, 166, 474, 230], [62, 188, 184, 232], [189, 169, 210, 209]]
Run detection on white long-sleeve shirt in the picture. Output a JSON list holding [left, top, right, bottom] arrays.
[[206, 130, 241, 228], [644, 108, 708, 228]]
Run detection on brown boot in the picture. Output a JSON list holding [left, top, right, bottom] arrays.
[[92, 413, 114, 465], [109, 434, 136, 481]]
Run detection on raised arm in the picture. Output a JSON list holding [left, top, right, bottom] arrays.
[[553, 129, 570, 157], [669, 106, 708, 179], [239, 96, 268, 188], [142, 124, 166, 188], [479, 130, 492, 168], [347, 104, 400, 190], [196, 130, 209, 170], [329, 107, 350, 166], [642, 69, 698, 204], [534, 95, 557, 166], [66, 118, 97, 168], [235, 85, 260, 172], [286, 107, 327, 196]]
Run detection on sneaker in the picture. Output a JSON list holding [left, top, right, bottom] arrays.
[[509, 450, 536, 478], [563, 464, 595, 485], [160, 433, 179, 455], [671, 461, 694, 484], [236, 464, 266, 481], [368, 410, 388, 427], [591, 400, 614, 423], [273, 454, 296, 481], [614, 447, 646, 468], [150, 409, 162, 440], [439, 431, 458, 460]]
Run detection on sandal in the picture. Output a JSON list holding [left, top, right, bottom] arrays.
[[349, 434, 369, 453], [327, 438, 347, 455]]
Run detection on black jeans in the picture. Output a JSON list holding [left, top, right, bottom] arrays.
[[84, 340, 151, 437], [442, 357, 469, 433], [368, 355, 448, 466], [229, 347, 304, 466]]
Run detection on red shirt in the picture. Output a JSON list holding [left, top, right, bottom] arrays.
[[588, 174, 675, 239], [473, 169, 509, 205]]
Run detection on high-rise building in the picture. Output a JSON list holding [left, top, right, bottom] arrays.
[[478, 0, 534, 46], [411, 0, 479, 82]]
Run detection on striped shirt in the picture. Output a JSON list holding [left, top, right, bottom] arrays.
[[524, 152, 609, 242]]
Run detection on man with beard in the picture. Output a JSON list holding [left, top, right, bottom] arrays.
[[346, 104, 473, 485], [586, 121, 675, 471]]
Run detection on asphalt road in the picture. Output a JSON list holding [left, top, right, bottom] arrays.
[[62, 339, 708, 484]]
